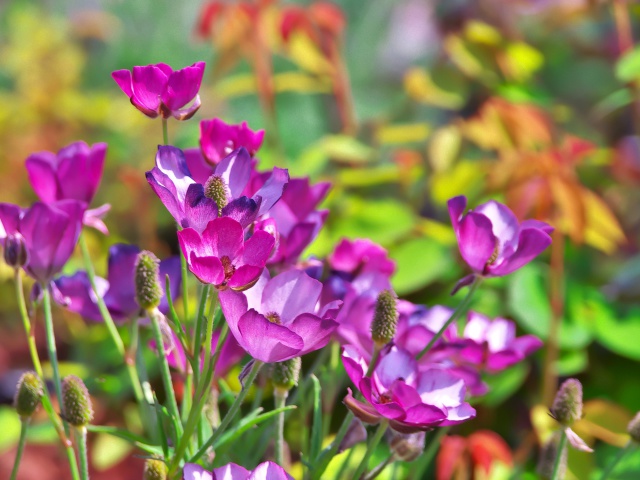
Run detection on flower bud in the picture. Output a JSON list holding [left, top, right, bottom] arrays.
[[144, 458, 168, 480], [135, 251, 163, 311], [389, 431, 426, 462], [204, 174, 229, 214], [371, 290, 398, 347], [271, 357, 302, 392], [61, 375, 93, 427], [14, 372, 43, 419], [4, 233, 28, 269], [550, 379, 583, 426], [628, 412, 640, 443]]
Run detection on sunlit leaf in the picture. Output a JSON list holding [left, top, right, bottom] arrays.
[[0, 407, 21, 452], [464, 20, 502, 46], [92, 433, 133, 471], [573, 400, 633, 447], [286, 31, 334, 76], [404, 68, 464, 109], [430, 160, 486, 205], [503, 42, 544, 82], [375, 123, 430, 145], [581, 188, 626, 254], [428, 125, 461, 173], [615, 46, 640, 83], [390, 237, 455, 295]]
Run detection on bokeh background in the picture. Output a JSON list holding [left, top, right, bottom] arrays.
[[1, 0, 640, 478]]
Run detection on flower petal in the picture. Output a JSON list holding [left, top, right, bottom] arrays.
[[236, 309, 304, 362]]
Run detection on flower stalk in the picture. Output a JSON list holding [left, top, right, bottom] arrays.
[[352, 421, 389, 480], [9, 419, 29, 480]]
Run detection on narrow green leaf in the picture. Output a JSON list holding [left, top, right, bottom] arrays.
[[310, 375, 323, 463], [213, 405, 296, 449], [86, 425, 162, 455]]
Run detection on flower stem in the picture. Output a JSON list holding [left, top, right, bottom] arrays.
[[162, 118, 169, 145], [411, 427, 449, 480], [352, 421, 389, 480], [275, 389, 288, 466], [180, 251, 189, 327], [9, 419, 29, 480], [416, 279, 481, 360], [192, 285, 211, 389], [599, 441, 635, 480], [364, 453, 394, 480], [550, 430, 568, 480], [311, 411, 355, 480], [42, 287, 63, 409], [76, 427, 90, 480]]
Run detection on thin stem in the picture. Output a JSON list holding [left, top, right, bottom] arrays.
[[76, 427, 90, 480], [599, 441, 635, 480], [411, 427, 449, 480], [192, 285, 211, 390], [162, 118, 169, 145], [180, 251, 189, 329], [352, 421, 389, 480], [416, 279, 481, 360], [550, 430, 568, 480], [311, 411, 355, 480], [42, 287, 63, 409], [275, 389, 288, 466], [366, 345, 382, 377], [15, 272, 42, 376], [10, 419, 29, 480], [364, 453, 394, 480]]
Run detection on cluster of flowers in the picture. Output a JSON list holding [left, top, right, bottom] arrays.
[[5, 60, 555, 480]]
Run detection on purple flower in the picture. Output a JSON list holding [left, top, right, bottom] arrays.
[[25, 141, 110, 234], [54, 244, 181, 322], [112, 62, 205, 120], [178, 217, 274, 291], [342, 345, 476, 433], [199, 118, 265, 165], [183, 461, 293, 480], [0, 200, 85, 284], [219, 270, 341, 363], [448, 196, 553, 277]]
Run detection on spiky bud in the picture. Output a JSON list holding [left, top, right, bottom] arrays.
[[4, 233, 28, 269], [550, 379, 583, 426], [135, 251, 163, 311], [143, 458, 168, 480], [61, 375, 93, 427], [14, 371, 43, 419], [628, 412, 640, 443], [370, 290, 398, 346], [271, 357, 302, 392], [204, 174, 229, 214]]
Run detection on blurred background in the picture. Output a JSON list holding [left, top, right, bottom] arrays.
[[1, 0, 640, 478]]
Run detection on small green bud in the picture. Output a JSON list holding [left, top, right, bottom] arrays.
[[61, 375, 93, 427], [204, 174, 229, 214], [143, 458, 168, 480], [14, 372, 43, 419], [135, 251, 163, 311], [551, 378, 583, 426], [4, 233, 28, 269], [628, 412, 640, 443], [370, 290, 398, 346], [271, 357, 302, 392]]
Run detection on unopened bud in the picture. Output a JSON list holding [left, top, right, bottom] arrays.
[[143, 458, 168, 480], [389, 431, 426, 462], [4, 233, 28, 269], [204, 175, 229, 214], [551, 379, 583, 426], [14, 372, 43, 419], [271, 357, 301, 392], [371, 290, 398, 346], [628, 412, 640, 443], [135, 251, 163, 311], [61, 375, 93, 427]]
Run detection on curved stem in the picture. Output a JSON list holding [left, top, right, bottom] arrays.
[[311, 411, 355, 480], [10, 419, 29, 480], [42, 287, 63, 409], [352, 421, 389, 480], [599, 441, 634, 480], [550, 430, 568, 480], [364, 453, 394, 480], [275, 389, 288, 466], [76, 426, 90, 480], [416, 279, 481, 360]]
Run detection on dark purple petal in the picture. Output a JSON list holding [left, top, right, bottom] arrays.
[[253, 167, 289, 216], [457, 211, 496, 273], [236, 309, 304, 362], [183, 183, 219, 233], [158, 256, 182, 314], [103, 243, 140, 318], [221, 197, 260, 229]]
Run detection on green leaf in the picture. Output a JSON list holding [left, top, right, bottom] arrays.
[[213, 405, 296, 449], [390, 237, 455, 295], [86, 425, 162, 455], [0, 407, 21, 452], [309, 375, 323, 463], [92, 433, 133, 471], [593, 307, 640, 361], [556, 349, 588, 376], [616, 47, 640, 82], [480, 362, 529, 407]]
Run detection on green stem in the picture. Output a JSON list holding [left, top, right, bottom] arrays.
[[364, 453, 394, 480], [42, 287, 63, 409], [366, 345, 382, 377], [10, 419, 29, 480], [312, 411, 355, 480], [162, 117, 169, 145], [352, 421, 389, 480], [416, 278, 481, 360], [15, 272, 42, 376], [600, 441, 635, 480], [275, 389, 288, 466], [192, 285, 211, 388], [180, 251, 189, 330], [411, 427, 449, 480], [76, 427, 89, 480], [550, 430, 568, 480]]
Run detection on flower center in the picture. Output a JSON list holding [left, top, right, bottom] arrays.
[[377, 391, 394, 404], [265, 311, 282, 324], [204, 174, 229, 214], [220, 255, 236, 284], [487, 240, 500, 266]]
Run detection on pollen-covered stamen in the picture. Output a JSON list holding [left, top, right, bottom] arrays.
[[377, 391, 394, 404], [220, 255, 236, 283], [204, 174, 229, 214], [487, 239, 500, 266], [265, 311, 282, 324]]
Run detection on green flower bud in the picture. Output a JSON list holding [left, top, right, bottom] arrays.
[[204, 174, 229, 215], [135, 251, 163, 311], [271, 357, 302, 392], [14, 372, 43, 419], [61, 375, 93, 427], [628, 412, 640, 443], [143, 458, 168, 480], [370, 290, 398, 346], [550, 379, 583, 426]]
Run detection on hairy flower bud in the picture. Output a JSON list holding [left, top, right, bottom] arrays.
[[144, 458, 168, 480], [14, 372, 43, 419], [4, 233, 28, 269], [135, 251, 163, 311], [271, 357, 302, 392], [628, 412, 640, 443], [371, 290, 398, 346], [61, 375, 93, 427], [550, 379, 583, 426], [204, 174, 229, 214]]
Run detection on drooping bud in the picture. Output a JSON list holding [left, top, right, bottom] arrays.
[[143, 458, 168, 480], [204, 174, 229, 214], [14, 371, 43, 419], [628, 412, 640, 443], [135, 251, 163, 311], [271, 357, 302, 392], [61, 375, 93, 427], [370, 290, 398, 347], [389, 431, 426, 462], [4, 233, 28, 269], [550, 379, 583, 426]]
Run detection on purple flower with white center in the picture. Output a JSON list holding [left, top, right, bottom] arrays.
[[0, 200, 85, 284], [448, 196, 553, 278], [111, 62, 205, 120], [199, 118, 265, 165], [178, 217, 274, 291], [219, 269, 341, 363], [183, 461, 293, 480], [25, 141, 110, 234], [342, 345, 476, 433]]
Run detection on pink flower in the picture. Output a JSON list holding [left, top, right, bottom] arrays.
[[112, 62, 205, 120], [183, 461, 292, 480], [199, 118, 265, 165]]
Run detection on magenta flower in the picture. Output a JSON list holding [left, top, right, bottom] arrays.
[[342, 345, 476, 433], [448, 196, 553, 277], [219, 270, 341, 363], [25, 141, 110, 234], [0, 200, 85, 284], [200, 118, 265, 165], [183, 461, 292, 480], [112, 62, 205, 120], [178, 217, 274, 290], [54, 244, 181, 322]]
